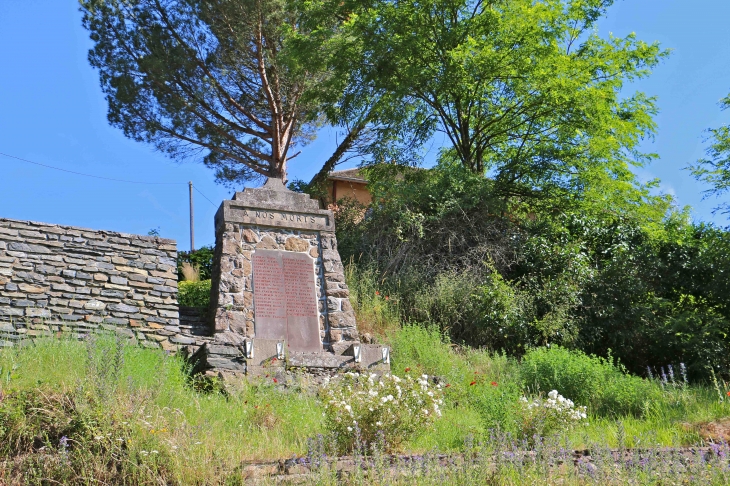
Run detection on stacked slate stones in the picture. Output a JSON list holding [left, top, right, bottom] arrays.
[[0, 218, 184, 350]]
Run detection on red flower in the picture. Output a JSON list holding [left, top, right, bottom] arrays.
[[405, 367, 411, 373], [272, 357, 277, 362], [726, 391, 730, 397], [445, 383, 451, 388], [375, 291, 380, 296], [273, 378, 278, 383], [469, 381, 477, 386], [490, 381, 498, 386], [385, 296, 390, 301]]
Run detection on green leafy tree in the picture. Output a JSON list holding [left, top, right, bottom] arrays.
[[80, 0, 345, 185], [689, 93, 730, 214], [319, 0, 668, 205]]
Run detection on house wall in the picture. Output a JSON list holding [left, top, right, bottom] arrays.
[[329, 180, 372, 206]]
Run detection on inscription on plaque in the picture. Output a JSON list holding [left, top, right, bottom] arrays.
[[252, 249, 321, 352]]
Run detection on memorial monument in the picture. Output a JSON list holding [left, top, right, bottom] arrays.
[[206, 178, 388, 375]]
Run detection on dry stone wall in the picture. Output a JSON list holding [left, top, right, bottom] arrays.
[[0, 218, 185, 350]]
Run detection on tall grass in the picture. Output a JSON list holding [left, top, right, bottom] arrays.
[[0, 336, 322, 484], [2, 269, 730, 483]]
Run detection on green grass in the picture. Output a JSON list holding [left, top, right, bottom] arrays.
[[1, 266, 729, 483], [0, 336, 323, 484], [2, 327, 730, 483]]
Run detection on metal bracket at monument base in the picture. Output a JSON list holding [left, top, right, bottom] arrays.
[[188, 339, 391, 377]]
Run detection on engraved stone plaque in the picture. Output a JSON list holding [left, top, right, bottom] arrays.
[[252, 249, 321, 352]]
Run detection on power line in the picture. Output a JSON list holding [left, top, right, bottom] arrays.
[[0, 151, 219, 207], [1, 151, 185, 185], [193, 186, 216, 207]]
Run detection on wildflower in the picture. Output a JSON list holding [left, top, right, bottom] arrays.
[[445, 383, 451, 388], [385, 296, 390, 301], [470, 381, 477, 386], [726, 391, 730, 397], [490, 381, 498, 386], [405, 367, 411, 373], [273, 378, 278, 383], [151, 450, 159, 454], [375, 291, 380, 295]]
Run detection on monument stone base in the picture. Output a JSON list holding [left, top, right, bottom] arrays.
[[205, 179, 389, 375]]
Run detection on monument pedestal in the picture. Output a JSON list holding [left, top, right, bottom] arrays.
[[205, 181, 387, 374]]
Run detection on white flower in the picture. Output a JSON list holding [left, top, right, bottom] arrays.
[[548, 390, 559, 400]]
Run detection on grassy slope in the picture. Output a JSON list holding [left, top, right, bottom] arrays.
[[0, 267, 729, 483]]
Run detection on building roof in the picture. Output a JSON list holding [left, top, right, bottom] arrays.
[[327, 168, 367, 183]]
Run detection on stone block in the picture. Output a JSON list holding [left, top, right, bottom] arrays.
[[18, 283, 46, 294], [108, 303, 139, 313], [284, 237, 309, 252], [26, 308, 51, 318], [84, 300, 106, 310], [256, 236, 278, 249], [0, 308, 23, 317]]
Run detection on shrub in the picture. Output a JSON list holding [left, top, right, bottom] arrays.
[[520, 346, 660, 417], [177, 246, 214, 281], [467, 378, 523, 434], [320, 372, 443, 453], [389, 325, 456, 379], [518, 390, 587, 441], [178, 280, 211, 308]]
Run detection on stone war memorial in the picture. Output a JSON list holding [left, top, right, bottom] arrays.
[[197, 177, 390, 376]]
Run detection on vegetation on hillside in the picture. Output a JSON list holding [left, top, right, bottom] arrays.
[[2, 309, 730, 483], [336, 163, 730, 382]]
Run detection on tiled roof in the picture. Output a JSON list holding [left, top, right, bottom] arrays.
[[327, 168, 367, 183]]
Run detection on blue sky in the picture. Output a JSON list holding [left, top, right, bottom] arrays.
[[0, 0, 729, 251]]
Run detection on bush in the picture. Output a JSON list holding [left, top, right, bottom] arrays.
[[520, 346, 660, 417], [178, 280, 211, 308], [177, 246, 214, 281], [320, 372, 443, 453], [518, 390, 587, 441]]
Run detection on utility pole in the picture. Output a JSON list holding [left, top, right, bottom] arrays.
[[189, 181, 195, 252]]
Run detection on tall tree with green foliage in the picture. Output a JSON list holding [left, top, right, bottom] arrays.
[[314, 0, 668, 204], [689, 93, 730, 214], [80, 0, 342, 185]]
